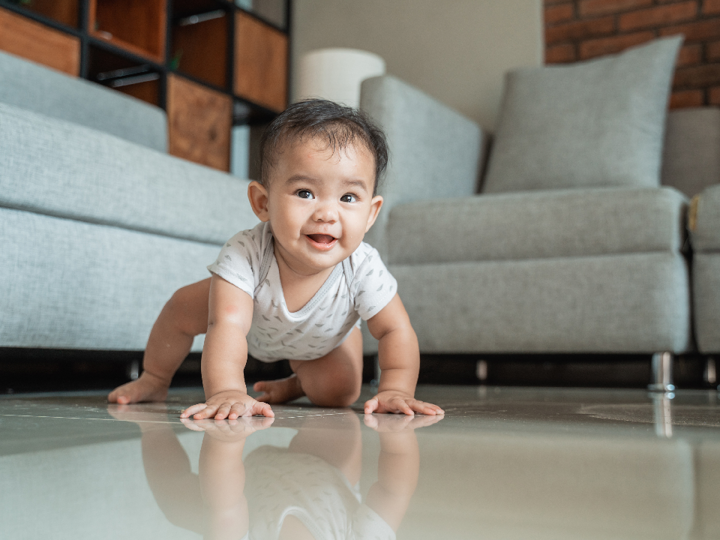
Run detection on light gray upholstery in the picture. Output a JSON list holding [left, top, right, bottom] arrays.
[[662, 108, 720, 198], [0, 103, 258, 245], [691, 184, 720, 252], [0, 50, 167, 152], [392, 253, 690, 354], [360, 75, 484, 259], [0, 208, 214, 351], [387, 187, 687, 265], [693, 255, 720, 353], [483, 36, 682, 193], [360, 73, 694, 357], [690, 184, 720, 353], [0, 53, 252, 353]]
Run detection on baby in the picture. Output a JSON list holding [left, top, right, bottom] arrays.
[[109, 99, 443, 420]]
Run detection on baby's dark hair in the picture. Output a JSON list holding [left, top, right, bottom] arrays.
[[259, 99, 388, 195]]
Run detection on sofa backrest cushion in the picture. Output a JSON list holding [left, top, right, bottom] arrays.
[[360, 75, 484, 258], [482, 36, 682, 194], [0, 102, 257, 246], [662, 107, 720, 198], [0, 50, 167, 152]]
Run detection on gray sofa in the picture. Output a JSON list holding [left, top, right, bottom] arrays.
[[0, 50, 258, 353], [359, 72, 719, 389]]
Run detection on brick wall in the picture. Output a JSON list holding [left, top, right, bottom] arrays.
[[545, 0, 720, 108]]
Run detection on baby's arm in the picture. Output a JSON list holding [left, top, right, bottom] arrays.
[[181, 275, 274, 420], [364, 294, 444, 416]]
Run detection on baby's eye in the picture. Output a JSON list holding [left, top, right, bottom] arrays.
[[340, 193, 357, 203], [297, 189, 314, 199]]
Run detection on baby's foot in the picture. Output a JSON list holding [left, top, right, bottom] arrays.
[[253, 375, 304, 404], [108, 372, 170, 404]]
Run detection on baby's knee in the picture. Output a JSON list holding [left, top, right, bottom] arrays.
[[164, 282, 209, 336], [311, 381, 361, 408]]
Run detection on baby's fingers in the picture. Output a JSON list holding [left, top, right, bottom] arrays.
[[181, 402, 208, 419], [246, 401, 275, 418], [381, 397, 415, 416], [364, 397, 380, 414], [410, 400, 445, 416]]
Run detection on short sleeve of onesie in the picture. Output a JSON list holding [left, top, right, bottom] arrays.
[[352, 504, 396, 540], [349, 243, 398, 321], [206, 222, 268, 299]]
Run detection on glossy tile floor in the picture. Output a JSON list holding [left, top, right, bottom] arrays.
[[2, 385, 720, 539]]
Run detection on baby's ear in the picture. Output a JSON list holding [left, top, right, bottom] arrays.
[[365, 195, 384, 232], [247, 181, 270, 222]]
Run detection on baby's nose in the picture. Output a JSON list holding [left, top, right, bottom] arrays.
[[313, 201, 338, 222]]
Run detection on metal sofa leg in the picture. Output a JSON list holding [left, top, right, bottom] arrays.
[[126, 359, 140, 381], [651, 392, 673, 438], [704, 356, 717, 386], [648, 352, 675, 392]]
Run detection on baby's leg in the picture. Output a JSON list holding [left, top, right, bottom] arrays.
[[253, 327, 363, 408], [108, 278, 211, 404]]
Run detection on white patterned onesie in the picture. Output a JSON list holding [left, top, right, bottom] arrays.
[[207, 222, 398, 362]]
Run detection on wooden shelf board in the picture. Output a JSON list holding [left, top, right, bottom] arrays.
[[171, 12, 229, 90], [89, 30, 164, 64], [0, 6, 79, 76], [19, 0, 79, 29], [167, 73, 232, 171], [234, 10, 287, 112], [88, 0, 166, 63]]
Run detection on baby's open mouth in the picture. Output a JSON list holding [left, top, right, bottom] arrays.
[[306, 234, 336, 245]]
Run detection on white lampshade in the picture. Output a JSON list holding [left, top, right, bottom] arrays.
[[295, 48, 386, 108]]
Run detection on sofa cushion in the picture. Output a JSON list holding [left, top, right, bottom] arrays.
[[693, 254, 720, 353], [482, 36, 682, 194], [0, 50, 167, 152], [391, 253, 690, 353], [0, 207, 212, 351], [0, 102, 258, 246], [360, 75, 484, 258], [387, 187, 687, 265], [662, 108, 720, 198], [689, 183, 720, 252]]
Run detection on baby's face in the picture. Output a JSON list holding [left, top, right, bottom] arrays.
[[251, 138, 383, 276]]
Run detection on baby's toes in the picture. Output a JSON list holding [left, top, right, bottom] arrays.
[[108, 385, 129, 404], [253, 382, 271, 403]]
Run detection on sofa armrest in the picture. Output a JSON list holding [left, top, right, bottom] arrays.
[[690, 183, 720, 253], [0, 50, 167, 152], [360, 75, 485, 257], [0, 102, 257, 246]]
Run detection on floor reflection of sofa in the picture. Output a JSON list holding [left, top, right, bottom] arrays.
[[403, 430, 695, 539]]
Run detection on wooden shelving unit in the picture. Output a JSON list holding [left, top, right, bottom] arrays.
[[88, 0, 167, 63], [0, 0, 290, 172], [167, 73, 233, 171], [0, 6, 80, 75], [235, 10, 287, 112]]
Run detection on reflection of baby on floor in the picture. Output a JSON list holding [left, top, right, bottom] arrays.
[[244, 413, 389, 540], [110, 405, 440, 539]]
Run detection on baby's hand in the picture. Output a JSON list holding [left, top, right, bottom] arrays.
[[181, 390, 274, 420], [364, 413, 443, 432], [364, 390, 445, 416]]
